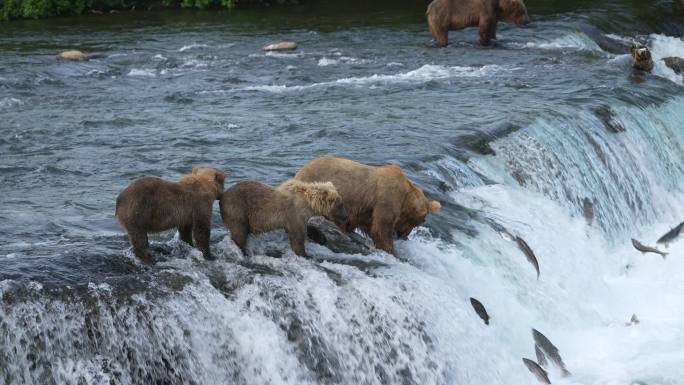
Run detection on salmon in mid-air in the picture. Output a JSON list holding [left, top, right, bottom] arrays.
[[469, 297, 490, 325], [522, 358, 551, 384], [631, 239, 667, 258], [656, 221, 684, 247]]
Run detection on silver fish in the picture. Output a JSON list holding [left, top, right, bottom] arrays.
[[532, 329, 571, 377], [582, 198, 594, 226], [522, 358, 551, 384], [656, 221, 684, 247], [469, 297, 490, 325], [515, 236, 540, 279], [631, 239, 667, 258], [535, 344, 548, 368]]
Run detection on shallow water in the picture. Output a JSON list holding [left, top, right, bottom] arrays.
[[1, 1, 684, 384]]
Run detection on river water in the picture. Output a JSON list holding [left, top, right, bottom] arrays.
[[1, 1, 684, 384]]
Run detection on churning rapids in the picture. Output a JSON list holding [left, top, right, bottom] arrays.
[[2, 1, 684, 384]]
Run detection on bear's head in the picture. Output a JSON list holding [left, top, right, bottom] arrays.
[[631, 44, 653, 71], [499, 0, 530, 26], [179, 167, 226, 199], [396, 184, 441, 239], [280, 180, 349, 229]]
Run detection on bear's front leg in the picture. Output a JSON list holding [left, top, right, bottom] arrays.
[[430, 24, 449, 47], [128, 230, 153, 264], [478, 17, 497, 46], [427, 0, 450, 47], [288, 224, 308, 257], [370, 212, 397, 255]]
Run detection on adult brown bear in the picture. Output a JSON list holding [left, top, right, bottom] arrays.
[[294, 157, 440, 255], [426, 0, 530, 47], [116, 168, 226, 264]]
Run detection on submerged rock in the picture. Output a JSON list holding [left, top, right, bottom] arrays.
[[592, 105, 625, 133], [55, 50, 90, 61], [663, 57, 684, 75], [262, 41, 298, 51], [306, 216, 374, 255]]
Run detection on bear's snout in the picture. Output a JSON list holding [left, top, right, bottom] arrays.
[[513, 11, 530, 27], [333, 211, 350, 228]]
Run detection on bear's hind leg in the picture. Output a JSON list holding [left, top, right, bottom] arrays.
[[287, 224, 307, 257], [229, 222, 249, 256], [178, 224, 193, 246], [129, 231, 152, 264]]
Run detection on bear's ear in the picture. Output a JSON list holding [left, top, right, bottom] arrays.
[[498, 0, 511, 11], [192, 167, 200, 174], [499, 0, 519, 13], [428, 200, 441, 214], [215, 171, 226, 185], [324, 187, 338, 205]]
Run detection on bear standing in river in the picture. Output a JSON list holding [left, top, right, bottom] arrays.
[[294, 157, 441, 255], [219, 179, 348, 257], [426, 0, 530, 47], [116, 167, 226, 264]]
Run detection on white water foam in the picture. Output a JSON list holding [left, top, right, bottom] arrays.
[[441, 179, 684, 385], [604, 33, 636, 45], [317, 56, 369, 66], [127, 68, 156, 77], [0, 97, 23, 109], [317, 57, 339, 66], [263, 50, 304, 58], [417, 96, 684, 385], [521, 32, 603, 52], [178, 43, 209, 52], [650, 34, 684, 85], [235, 64, 504, 94]]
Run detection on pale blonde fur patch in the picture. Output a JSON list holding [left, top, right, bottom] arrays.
[[277, 179, 339, 216], [178, 167, 225, 196]]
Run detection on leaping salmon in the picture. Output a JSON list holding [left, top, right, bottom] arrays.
[[469, 297, 490, 325], [515, 236, 541, 279], [522, 358, 551, 384], [631, 239, 667, 258], [656, 221, 684, 247], [532, 329, 571, 377]]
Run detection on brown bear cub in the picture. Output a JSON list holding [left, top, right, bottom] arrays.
[[116, 167, 226, 264], [426, 0, 529, 47], [219, 179, 348, 257], [294, 157, 441, 255]]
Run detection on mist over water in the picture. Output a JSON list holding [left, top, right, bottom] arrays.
[[2, 1, 684, 384]]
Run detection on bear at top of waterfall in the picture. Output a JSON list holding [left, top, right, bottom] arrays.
[[219, 179, 349, 257], [426, 0, 530, 47], [115, 167, 226, 264], [293, 157, 441, 255]]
